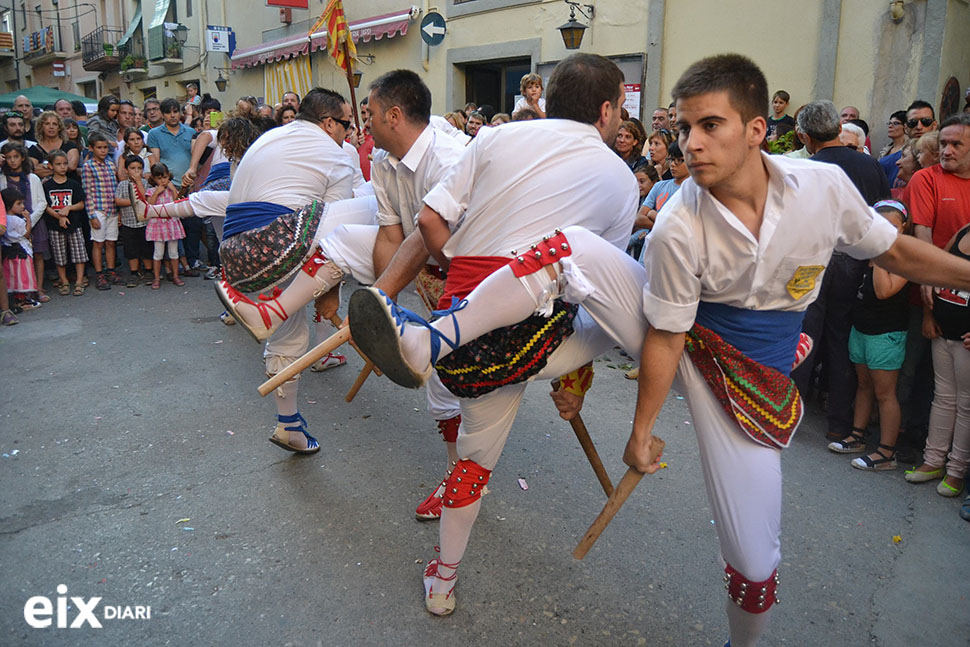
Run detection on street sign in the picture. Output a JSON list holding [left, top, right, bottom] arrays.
[[206, 25, 234, 55], [420, 12, 446, 46]]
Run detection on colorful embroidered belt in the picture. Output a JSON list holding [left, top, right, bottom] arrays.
[[435, 300, 578, 398], [220, 201, 325, 293], [685, 324, 802, 449]]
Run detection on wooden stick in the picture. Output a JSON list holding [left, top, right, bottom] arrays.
[[258, 327, 351, 396], [572, 436, 665, 560], [345, 361, 375, 402], [328, 313, 380, 377], [552, 380, 613, 497]]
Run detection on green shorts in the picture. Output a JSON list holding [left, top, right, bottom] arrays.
[[848, 327, 907, 371]]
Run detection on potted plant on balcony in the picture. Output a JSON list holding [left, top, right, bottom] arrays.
[[165, 42, 181, 59], [120, 54, 147, 72], [103, 42, 115, 56]]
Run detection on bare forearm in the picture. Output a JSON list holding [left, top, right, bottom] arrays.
[[632, 327, 685, 439], [875, 235, 970, 292], [417, 204, 451, 269], [373, 231, 430, 299], [372, 224, 404, 278]]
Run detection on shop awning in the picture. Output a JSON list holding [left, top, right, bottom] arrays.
[[232, 6, 417, 70], [116, 7, 143, 49]]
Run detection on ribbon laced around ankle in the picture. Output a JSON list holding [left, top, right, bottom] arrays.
[[386, 293, 467, 365]]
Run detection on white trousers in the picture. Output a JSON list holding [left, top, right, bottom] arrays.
[[264, 196, 379, 369], [318, 215, 460, 421], [457, 225, 782, 581]]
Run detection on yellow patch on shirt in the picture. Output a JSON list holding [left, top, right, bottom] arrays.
[[786, 265, 825, 300]]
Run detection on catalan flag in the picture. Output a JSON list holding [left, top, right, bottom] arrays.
[[310, 0, 356, 72]]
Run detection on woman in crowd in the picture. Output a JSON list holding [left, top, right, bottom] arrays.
[[648, 129, 675, 179], [444, 111, 466, 133], [277, 105, 297, 126], [32, 111, 80, 181], [916, 131, 940, 169], [905, 222, 970, 499], [892, 139, 921, 202], [878, 111, 907, 185], [613, 120, 647, 170]]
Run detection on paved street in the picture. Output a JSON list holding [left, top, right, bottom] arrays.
[[1, 276, 968, 646]]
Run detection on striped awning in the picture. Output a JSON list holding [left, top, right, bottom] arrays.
[[231, 6, 417, 70], [116, 7, 143, 49]]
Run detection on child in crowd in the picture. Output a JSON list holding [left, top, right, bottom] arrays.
[[626, 161, 660, 260], [115, 155, 153, 288], [42, 150, 88, 296], [905, 221, 970, 497], [81, 132, 121, 290], [828, 201, 911, 470], [512, 73, 546, 118], [1, 143, 48, 302], [1, 187, 39, 310], [63, 119, 87, 165], [0, 202, 17, 325], [117, 127, 150, 180], [144, 163, 184, 289]]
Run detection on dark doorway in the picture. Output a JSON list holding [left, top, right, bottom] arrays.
[[464, 57, 531, 116]]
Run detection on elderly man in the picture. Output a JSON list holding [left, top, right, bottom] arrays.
[[54, 98, 75, 121], [792, 100, 890, 443], [651, 106, 670, 131], [840, 105, 860, 123]]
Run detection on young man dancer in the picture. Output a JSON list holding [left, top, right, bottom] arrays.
[[220, 70, 468, 520], [349, 54, 970, 645]]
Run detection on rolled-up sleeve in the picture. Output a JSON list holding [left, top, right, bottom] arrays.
[[641, 213, 701, 332], [832, 177, 899, 259], [423, 136, 480, 225]]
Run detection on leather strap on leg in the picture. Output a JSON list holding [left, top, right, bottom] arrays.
[[443, 459, 490, 508], [509, 230, 572, 277], [724, 563, 779, 614], [437, 415, 461, 443]]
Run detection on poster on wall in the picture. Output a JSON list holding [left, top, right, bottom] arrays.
[[623, 83, 641, 118]]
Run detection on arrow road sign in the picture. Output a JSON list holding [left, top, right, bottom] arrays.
[[420, 12, 446, 46]]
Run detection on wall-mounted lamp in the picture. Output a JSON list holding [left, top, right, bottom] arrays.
[[213, 66, 232, 92], [558, 1, 595, 50], [889, 0, 905, 22]]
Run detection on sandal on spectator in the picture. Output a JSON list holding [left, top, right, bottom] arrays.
[[36, 292, 51, 303], [851, 444, 896, 471], [827, 427, 867, 454], [904, 464, 945, 483], [173, 277, 185, 287], [58, 284, 70, 296], [73, 284, 85, 296]]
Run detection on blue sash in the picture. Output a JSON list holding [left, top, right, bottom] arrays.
[[223, 201, 292, 239], [203, 161, 230, 186], [694, 301, 804, 375]]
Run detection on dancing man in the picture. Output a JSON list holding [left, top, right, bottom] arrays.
[[205, 88, 376, 453], [349, 54, 970, 646]]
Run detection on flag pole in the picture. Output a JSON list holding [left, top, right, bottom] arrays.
[[342, 39, 361, 134]]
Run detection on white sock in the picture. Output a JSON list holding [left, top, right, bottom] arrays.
[[726, 599, 771, 647], [433, 499, 482, 596], [274, 378, 299, 416], [402, 265, 542, 367]]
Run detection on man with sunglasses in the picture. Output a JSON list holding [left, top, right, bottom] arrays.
[[208, 88, 379, 455], [905, 100, 937, 139]]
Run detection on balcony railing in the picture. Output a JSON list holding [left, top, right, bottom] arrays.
[[82, 26, 125, 72], [23, 26, 66, 65]]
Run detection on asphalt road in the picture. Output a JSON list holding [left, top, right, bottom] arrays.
[[1, 275, 968, 647]]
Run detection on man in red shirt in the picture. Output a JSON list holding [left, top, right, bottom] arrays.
[[911, 113, 970, 304]]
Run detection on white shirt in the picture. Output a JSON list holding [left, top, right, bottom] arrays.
[[0, 172, 45, 226], [513, 97, 545, 115], [371, 124, 465, 237], [204, 129, 229, 167], [642, 152, 899, 333], [430, 115, 471, 145], [424, 118, 639, 258], [228, 120, 353, 209], [342, 140, 365, 191]]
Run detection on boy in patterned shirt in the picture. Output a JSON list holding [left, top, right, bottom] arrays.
[[115, 155, 152, 287], [81, 132, 120, 290]]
